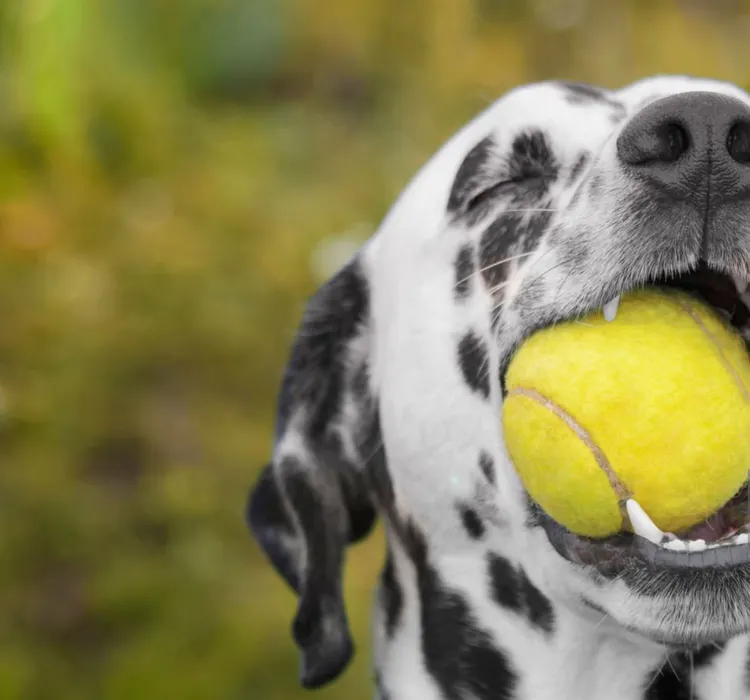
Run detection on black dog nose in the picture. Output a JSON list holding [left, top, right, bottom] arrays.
[[617, 92, 750, 201]]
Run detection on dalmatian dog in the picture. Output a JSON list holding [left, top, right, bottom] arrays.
[[247, 76, 750, 700]]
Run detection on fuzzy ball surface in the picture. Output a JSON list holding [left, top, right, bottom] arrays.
[[502, 289, 750, 538]]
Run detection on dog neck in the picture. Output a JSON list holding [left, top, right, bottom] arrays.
[[518, 605, 663, 699], [520, 600, 748, 700], [375, 524, 749, 700]]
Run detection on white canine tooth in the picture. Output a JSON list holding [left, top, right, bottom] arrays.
[[686, 538, 707, 552], [626, 499, 664, 545], [663, 538, 688, 551], [603, 295, 621, 322], [736, 533, 749, 545]]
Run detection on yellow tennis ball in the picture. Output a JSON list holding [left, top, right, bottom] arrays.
[[502, 288, 750, 538]]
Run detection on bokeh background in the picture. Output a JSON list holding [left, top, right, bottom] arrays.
[[2, 0, 750, 698]]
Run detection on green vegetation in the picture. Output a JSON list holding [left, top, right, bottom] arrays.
[[0, 1, 749, 697]]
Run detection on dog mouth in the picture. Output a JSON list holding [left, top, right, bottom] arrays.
[[537, 483, 749, 577], [524, 262, 750, 575]]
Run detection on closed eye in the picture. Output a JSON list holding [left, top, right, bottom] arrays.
[[465, 175, 550, 212]]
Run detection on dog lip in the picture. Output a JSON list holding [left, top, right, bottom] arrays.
[[536, 505, 750, 575]]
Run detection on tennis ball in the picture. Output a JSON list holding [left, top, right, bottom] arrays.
[[502, 288, 750, 538]]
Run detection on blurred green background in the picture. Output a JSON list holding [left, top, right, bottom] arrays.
[[2, 1, 750, 698]]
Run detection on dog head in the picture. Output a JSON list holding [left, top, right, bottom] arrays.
[[248, 76, 750, 688]]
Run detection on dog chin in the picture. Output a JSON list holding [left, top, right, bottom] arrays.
[[627, 612, 750, 649], [600, 580, 750, 649]]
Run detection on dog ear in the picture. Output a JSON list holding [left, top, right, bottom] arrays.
[[247, 255, 379, 689]]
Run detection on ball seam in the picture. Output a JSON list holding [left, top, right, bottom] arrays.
[[508, 387, 631, 525], [675, 298, 750, 404]]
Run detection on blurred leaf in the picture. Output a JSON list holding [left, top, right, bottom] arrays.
[[183, 0, 286, 102], [13, 0, 87, 152]]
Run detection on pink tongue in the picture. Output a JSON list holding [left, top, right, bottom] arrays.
[[681, 511, 730, 543]]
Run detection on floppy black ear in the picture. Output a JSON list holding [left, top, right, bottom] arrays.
[[247, 256, 379, 689]]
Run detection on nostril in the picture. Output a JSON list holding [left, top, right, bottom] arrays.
[[655, 122, 689, 163], [727, 121, 750, 164], [617, 118, 691, 167]]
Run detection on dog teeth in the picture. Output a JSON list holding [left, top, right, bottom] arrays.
[[660, 531, 749, 551], [602, 295, 621, 322], [626, 499, 664, 545]]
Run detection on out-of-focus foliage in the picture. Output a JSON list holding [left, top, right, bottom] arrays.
[[1, 1, 750, 698]]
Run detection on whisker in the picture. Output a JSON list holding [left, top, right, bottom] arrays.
[[496, 207, 561, 215], [592, 611, 611, 634], [665, 655, 679, 680], [566, 132, 615, 206], [489, 301, 506, 331], [552, 267, 575, 307], [522, 260, 571, 292], [647, 660, 667, 691], [487, 280, 512, 297], [454, 251, 534, 290]]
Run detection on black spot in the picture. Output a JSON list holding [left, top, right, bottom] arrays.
[[276, 258, 369, 439], [454, 245, 475, 300], [479, 213, 524, 290], [559, 81, 624, 112], [522, 210, 553, 253], [507, 129, 559, 189], [479, 451, 495, 485], [487, 554, 555, 636], [457, 331, 491, 399], [488, 554, 522, 612], [569, 152, 590, 184], [645, 647, 725, 700], [381, 550, 403, 638], [692, 643, 724, 668], [448, 136, 495, 218], [645, 661, 691, 700], [458, 504, 485, 539], [407, 524, 517, 700], [518, 570, 555, 634]]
